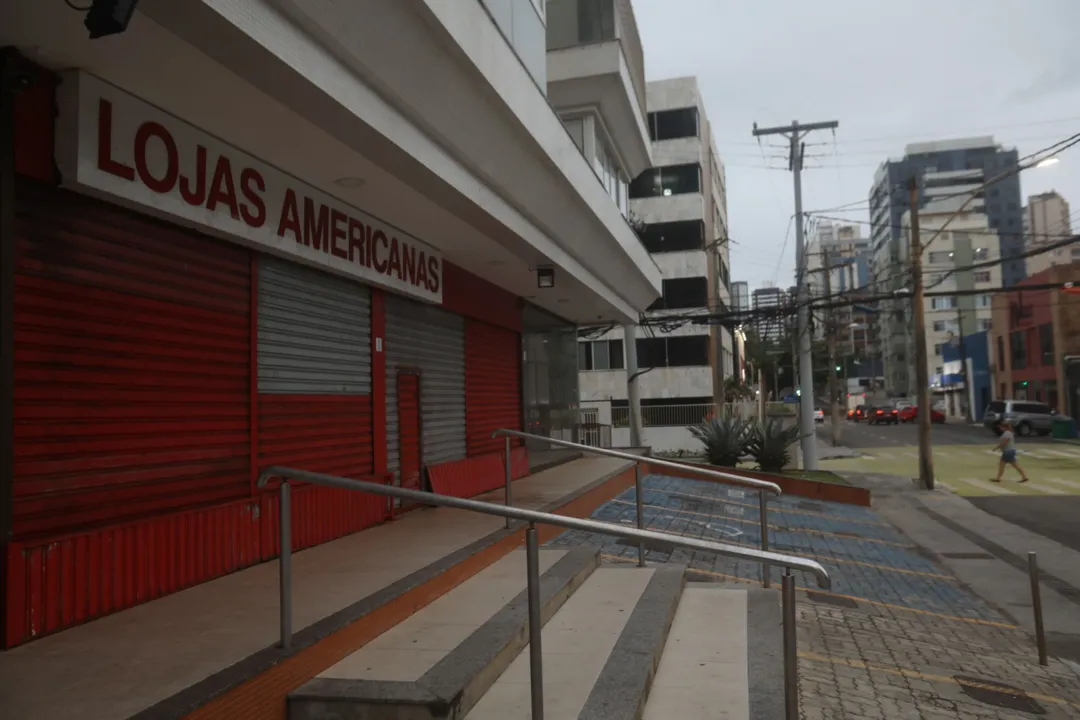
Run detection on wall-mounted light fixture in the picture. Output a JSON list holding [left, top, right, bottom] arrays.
[[536, 265, 555, 289]]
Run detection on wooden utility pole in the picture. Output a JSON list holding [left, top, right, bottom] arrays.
[[909, 177, 935, 490], [822, 250, 842, 445]]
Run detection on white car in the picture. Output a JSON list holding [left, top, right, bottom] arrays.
[[814, 408, 825, 423]]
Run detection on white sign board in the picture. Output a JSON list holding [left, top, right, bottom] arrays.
[[55, 72, 443, 303]]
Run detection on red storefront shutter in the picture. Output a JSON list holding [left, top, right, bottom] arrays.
[[465, 320, 522, 456], [12, 184, 252, 539]]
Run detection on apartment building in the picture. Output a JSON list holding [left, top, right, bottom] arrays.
[[578, 76, 732, 410], [901, 198, 1000, 396], [731, 280, 751, 313], [752, 285, 787, 342], [1024, 191, 1076, 274], [869, 136, 1023, 394]]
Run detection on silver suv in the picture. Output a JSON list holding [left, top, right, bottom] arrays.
[[983, 400, 1058, 437]]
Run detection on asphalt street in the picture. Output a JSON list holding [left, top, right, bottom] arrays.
[[819, 420, 1080, 554]]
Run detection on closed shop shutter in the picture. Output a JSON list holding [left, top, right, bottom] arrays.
[[257, 257, 374, 477], [13, 184, 252, 538], [465, 320, 522, 456], [385, 296, 466, 473]]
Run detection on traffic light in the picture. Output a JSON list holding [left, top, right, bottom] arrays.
[[835, 365, 841, 372]]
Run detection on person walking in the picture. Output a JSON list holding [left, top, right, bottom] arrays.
[[991, 420, 1029, 484]]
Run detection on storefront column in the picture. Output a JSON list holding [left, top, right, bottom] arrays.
[[623, 323, 643, 448]]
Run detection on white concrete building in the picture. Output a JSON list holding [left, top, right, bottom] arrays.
[[900, 198, 1000, 394], [751, 284, 786, 342], [578, 76, 732, 422], [1024, 191, 1076, 274]]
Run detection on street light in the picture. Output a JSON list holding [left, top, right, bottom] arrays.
[[1036, 157, 1060, 169]]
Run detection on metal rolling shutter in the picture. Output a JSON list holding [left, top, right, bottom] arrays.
[[466, 320, 522, 456], [12, 185, 252, 538], [257, 258, 371, 395], [257, 257, 374, 478], [385, 296, 466, 473]]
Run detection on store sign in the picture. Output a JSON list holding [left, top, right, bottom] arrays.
[[55, 72, 443, 303]]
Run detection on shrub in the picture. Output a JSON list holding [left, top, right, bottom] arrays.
[[689, 416, 753, 467], [747, 418, 800, 472]]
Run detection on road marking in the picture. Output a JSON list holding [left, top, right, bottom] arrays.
[[1041, 448, 1080, 458], [799, 651, 1080, 710], [961, 478, 1016, 495], [1039, 476, 1080, 491]]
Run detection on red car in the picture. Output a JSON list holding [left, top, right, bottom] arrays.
[[897, 406, 946, 424], [847, 405, 868, 421]]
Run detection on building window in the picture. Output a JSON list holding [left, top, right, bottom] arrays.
[[933, 321, 945, 332], [973, 271, 991, 283], [977, 294, 992, 308], [647, 107, 699, 141], [934, 343, 943, 356], [927, 251, 953, 264], [636, 335, 709, 368], [649, 277, 709, 310], [997, 335, 1005, 368], [974, 247, 989, 260], [629, 164, 702, 198], [1040, 323, 1054, 366], [979, 318, 992, 331], [1010, 330, 1026, 370], [563, 117, 585, 152], [639, 220, 705, 253], [578, 339, 625, 371], [931, 297, 958, 310], [592, 128, 628, 217]]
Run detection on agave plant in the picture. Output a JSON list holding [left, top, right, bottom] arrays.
[[689, 416, 753, 467], [747, 418, 801, 473]]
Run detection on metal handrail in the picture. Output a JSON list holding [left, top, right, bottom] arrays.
[[257, 466, 827, 720], [493, 428, 781, 494], [494, 428, 779, 587]]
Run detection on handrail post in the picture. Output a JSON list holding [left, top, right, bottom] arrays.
[[1028, 552, 1048, 666], [759, 489, 771, 588], [525, 523, 545, 720], [634, 463, 646, 567], [504, 436, 513, 530], [279, 481, 293, 650], [782, 570, 798, 720]]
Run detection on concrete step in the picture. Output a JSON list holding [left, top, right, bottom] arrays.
[[644, 583, 783, 720], [288, 546, 598, 720], [465, 565, 685, 720]]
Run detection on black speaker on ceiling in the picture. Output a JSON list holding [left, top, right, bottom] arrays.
[[84, 0, 139, 40]]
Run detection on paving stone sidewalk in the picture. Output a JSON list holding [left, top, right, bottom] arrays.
[[547, 473, 1080, 719]]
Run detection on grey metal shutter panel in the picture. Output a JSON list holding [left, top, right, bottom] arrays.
[[257, 257, 371, 394], [385, 296, 465, 473]]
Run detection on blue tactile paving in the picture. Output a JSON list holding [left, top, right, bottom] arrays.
[[546, 474, 1008, 623]]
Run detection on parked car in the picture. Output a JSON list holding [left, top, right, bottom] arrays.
[[814, 407, 825, 424], [867, 405, 899, 425], [983, 400, 1058, 437], [897, 406, 946, 424], [847, 405, 868, 421]]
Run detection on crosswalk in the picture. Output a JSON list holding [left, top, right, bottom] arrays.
[[820, 444, 1080, 496]]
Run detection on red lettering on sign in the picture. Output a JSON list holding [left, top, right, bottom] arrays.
[[133, 121, 178, 193], [207, 155, 239, 219], [96, 99, 135, 181], [330, 209, 348, 259], [372, 230, 388, 273], [427, 256, 441, 293], [277, 189, 301, 241], [415, 250, 429, 289], [402, 243, 416, 285], [303, 197, 329, 251], [179, 144, 208, 205], [348, 218, 366, 266], [239, 168, 266, 227], [387, 237, 402, 280]]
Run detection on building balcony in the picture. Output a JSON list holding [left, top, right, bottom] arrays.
[[545, 0, 652, 178]]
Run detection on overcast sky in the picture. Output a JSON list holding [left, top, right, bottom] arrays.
[[634, 0, 1080, 291]]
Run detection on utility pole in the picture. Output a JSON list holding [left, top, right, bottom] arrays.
[[623, 323, 644, 447], [955, 306, 973, 423], [822, 250, 842, 446], [752, 119, 839, 470], [909, 177, 935, 490]]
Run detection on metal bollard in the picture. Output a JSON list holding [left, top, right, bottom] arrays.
[[279, 482, 293, 650], [635, 463, 646, 567], [504, 436, 513, 529], [759, 489, 771, 588], [1028, 552, 1048, 666], [782, 571, 798, 720], [526, 524, 545, 719]]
